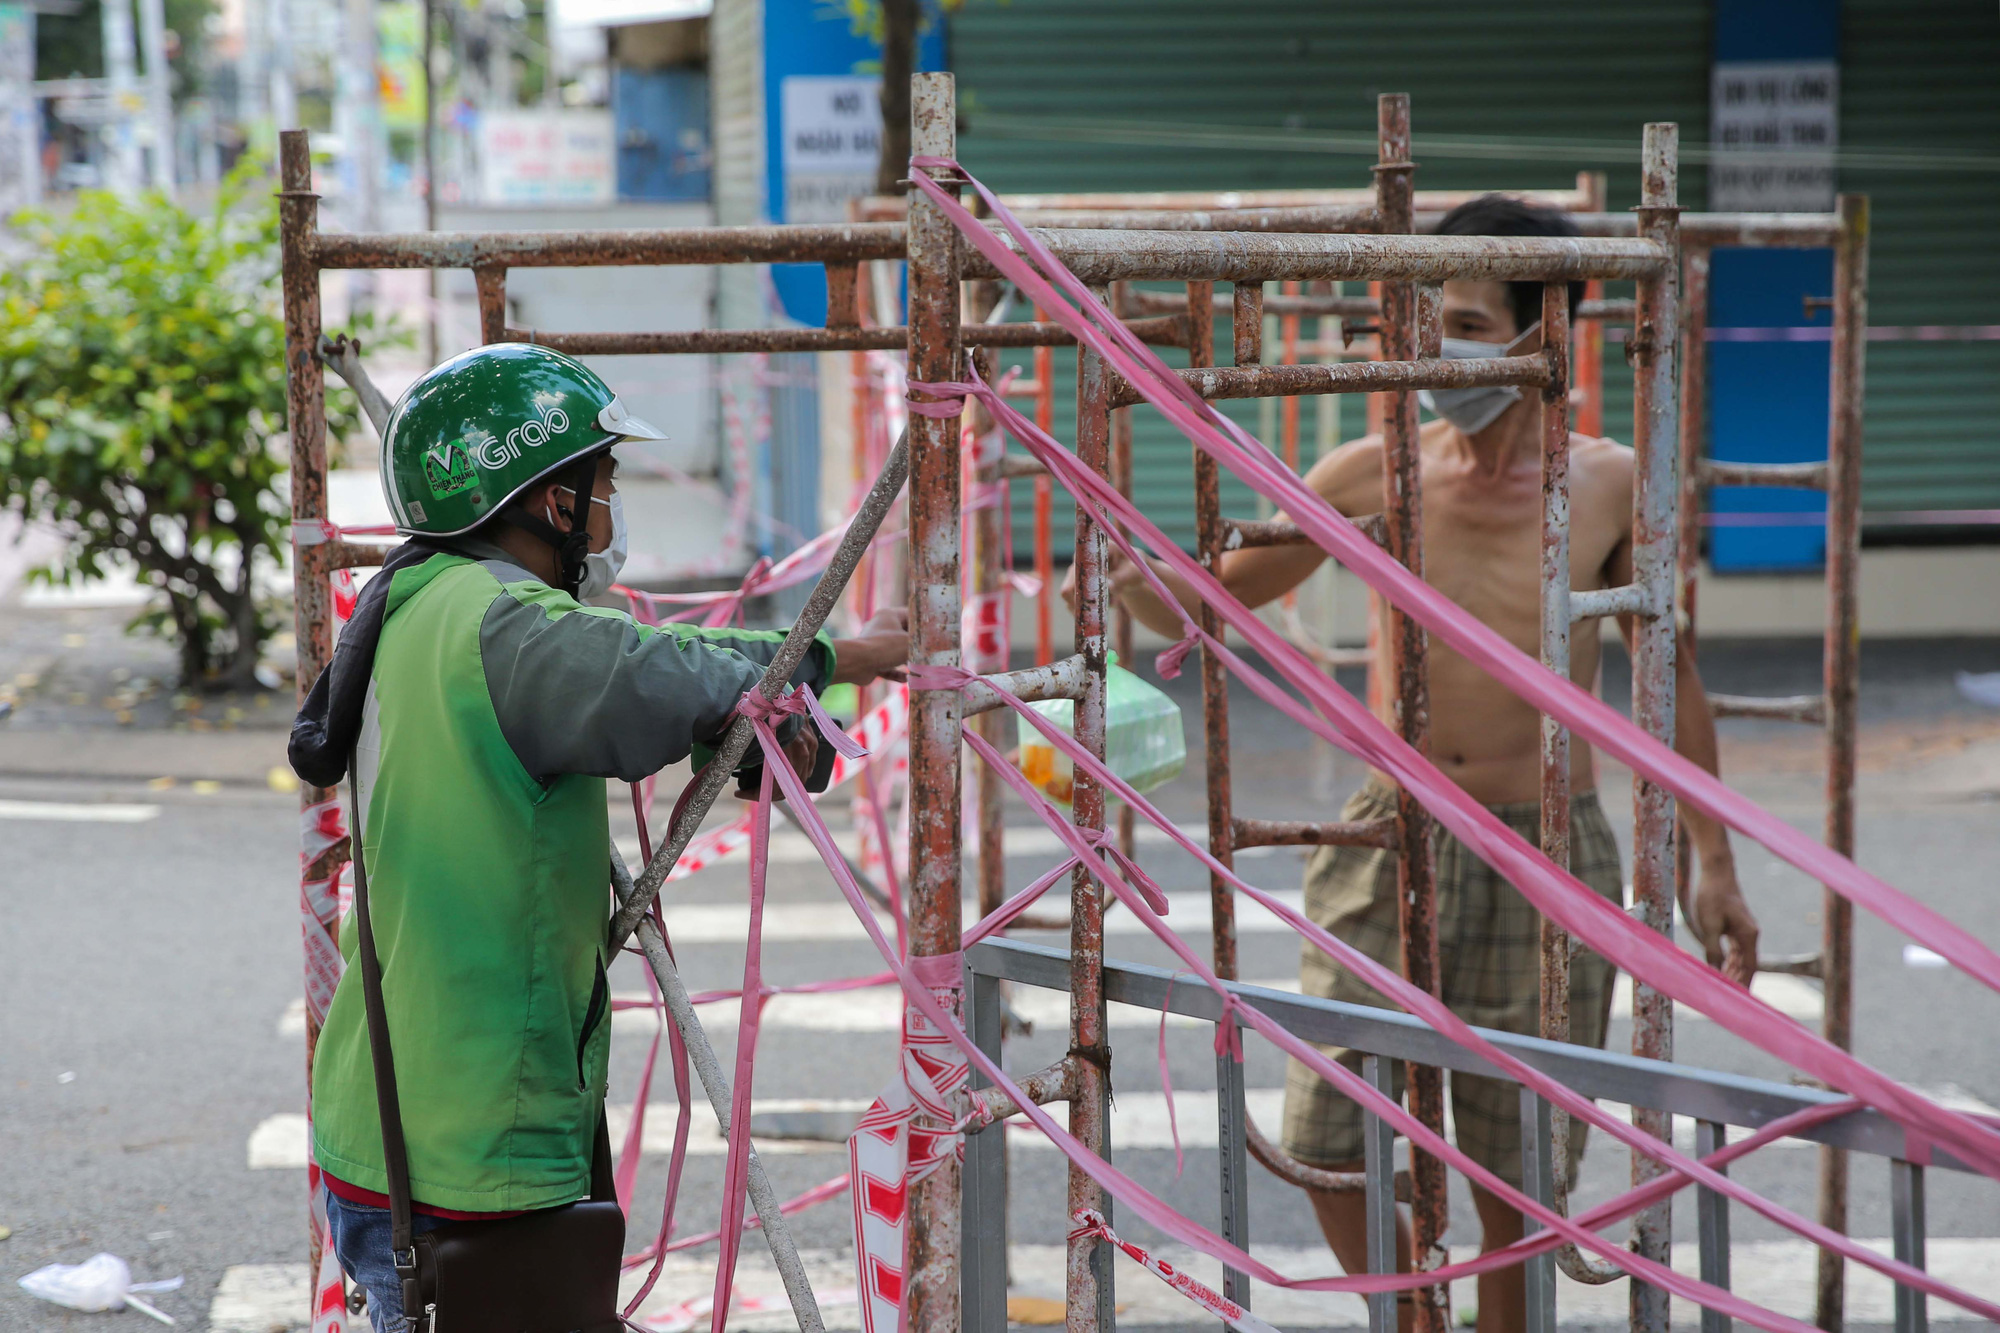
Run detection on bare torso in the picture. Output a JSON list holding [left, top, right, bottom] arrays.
[[1310, 419, 1636, 806]]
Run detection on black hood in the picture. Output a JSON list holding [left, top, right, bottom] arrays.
[[288, 540, 449, 790]]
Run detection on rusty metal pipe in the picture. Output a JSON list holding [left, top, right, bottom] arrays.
[[504, 316, 1186, 357], [905, 72, 964, 1333], [1107, 354, 1551, 411], [958, 655, 1092, 717], [1373, 93, 1450, 1333], [1223, 514, 1389, 550], [953, 1056, 1081, 1133], [1568, 212, 1843, 247], [961, 230, 1671, 287], [279, 126, 337, 1305], [1710, 693, 1828, 724], [1569, 583, 1657, 622], [1012, 203, 1382, 233], [1065, 283, 1116, 1333], [1626, 122, 1683, 1333], [1535, 281, 1626, 1290], [310, 222, 909, 270], [1127, 288, 1382, 319], [1231, 817, 1398, 850], [1698, 459, 1831, 491], [1815, 192, 1869, 1333], [995, 186, 1587, 213]]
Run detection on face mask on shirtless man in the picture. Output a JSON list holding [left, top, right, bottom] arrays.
[[1067, 194, 1761, 1333]]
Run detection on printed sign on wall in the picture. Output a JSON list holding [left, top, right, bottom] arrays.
[[1709, 60, 1837, 211], [479, 109, 615, 206], [781, 75, 883, 224]]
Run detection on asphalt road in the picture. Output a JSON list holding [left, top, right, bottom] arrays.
[[4, 622, 1999, 1329]]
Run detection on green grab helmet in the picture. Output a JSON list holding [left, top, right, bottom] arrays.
[[380, 342, 669, 536]]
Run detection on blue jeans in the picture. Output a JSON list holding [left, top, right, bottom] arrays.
[[324, 1191, 458, 1333]]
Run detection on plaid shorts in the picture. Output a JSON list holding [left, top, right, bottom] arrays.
[[1278, 781, 1624, 1189]]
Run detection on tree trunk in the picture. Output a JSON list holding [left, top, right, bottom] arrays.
[[874, 0, 920, 197]]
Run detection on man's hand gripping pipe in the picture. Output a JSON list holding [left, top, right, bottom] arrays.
[[607, 428, 909, 954], [610, 849, 827, 1333], [318, 334, 396, 433]]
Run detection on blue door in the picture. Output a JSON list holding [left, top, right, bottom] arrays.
[[614, 67, 711, 202]]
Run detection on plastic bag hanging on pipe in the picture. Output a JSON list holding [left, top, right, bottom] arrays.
[[1015, 654, 1186, 806]]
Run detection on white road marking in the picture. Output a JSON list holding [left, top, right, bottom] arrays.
[[248, 1091, 1289, 1170], [277, 969, 1811, 1041], [1611, 970, 1824, 1022], [0, 798, 159, 822], [207, 1236, 2000, 1330]]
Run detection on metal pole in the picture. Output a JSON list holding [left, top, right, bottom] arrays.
[[970, 343, 1009, 923], [278, 125, 335, 1303], [1066, 284, 1116, 1333], [1674, 248, 1711, 929], [610, 854, 827, 1333], [1815, 192, 1869, 1333], [1576, 172, 1608, 439], [905, 71, 965, 1333], [339, 0, 382, 318], [1190, 280, 1238, 984], [100, 0, 142, 197], [1628, 122, 1683, 1333], [136, 0, 176, 191], [422, 0, 440, 364], [1374, 92, 1449, 1333], [1537, 283, 1621, 1291], [1033, 315, 1056, 665]]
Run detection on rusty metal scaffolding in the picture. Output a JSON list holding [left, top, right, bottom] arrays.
[[280, 67, 1867, 1333]]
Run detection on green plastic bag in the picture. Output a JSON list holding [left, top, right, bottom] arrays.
[[1015, 656, 1186, 807]]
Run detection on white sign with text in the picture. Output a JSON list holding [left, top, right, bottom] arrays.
[[781, 75, 882, 223], [1710, 59, 1838, 211]]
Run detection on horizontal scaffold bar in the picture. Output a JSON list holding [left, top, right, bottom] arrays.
[[1107, 353, 1549, 410], [1568, 212, 1842, 247], [505, 315, 1187, 356], [964, 230, 1672, 285], [307, 222, 908, 270]]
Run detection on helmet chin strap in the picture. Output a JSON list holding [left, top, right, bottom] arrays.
[[499, 454, 601, 594]]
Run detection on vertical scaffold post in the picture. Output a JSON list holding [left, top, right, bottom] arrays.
[[970, 343, 1009, 922], [1538, 279, 1573, 1073], [1067, 283, 1117, 1333], [1111, 281, 1137, 861], [1628, 121, 1683, 1333], [1673, 246, 1712, 930], [1374, 91, 1449, 1333], [278, 128, 336, 1295], [1575, 171, 1609, 440], [905, 70, 965, 1333], [1190, 280, 1238, 985], [1815, 191, 1869, 1333]]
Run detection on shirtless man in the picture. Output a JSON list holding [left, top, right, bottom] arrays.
[[1077, 196, 1760, 1333]]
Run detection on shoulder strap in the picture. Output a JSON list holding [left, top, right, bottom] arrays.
[[346, 763, 425, 1312]]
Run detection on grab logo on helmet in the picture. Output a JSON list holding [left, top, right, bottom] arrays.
[[471, 396, 571, 470]]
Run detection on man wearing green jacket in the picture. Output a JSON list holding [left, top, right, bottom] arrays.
[[290, 343, 908, 1330]]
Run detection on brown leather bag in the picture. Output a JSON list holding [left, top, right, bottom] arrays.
[[348, 769, 626, 1332]]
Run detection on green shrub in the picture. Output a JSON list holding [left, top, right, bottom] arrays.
[[0, 164, 371, 690]]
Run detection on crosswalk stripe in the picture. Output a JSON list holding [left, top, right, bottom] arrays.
[[258, 1080, 1995, 1172], [245, 1090, 1294, 1170], [0, 798, 159, 822], [210, 1236, 2000, 1331], [277, 971, 1818, 1041]]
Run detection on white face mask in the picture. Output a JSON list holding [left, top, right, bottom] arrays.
[[575, 490, 627, 601], [1418, 324, 1540, 435]]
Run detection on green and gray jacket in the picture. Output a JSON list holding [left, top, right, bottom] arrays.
[[291, 536, 832, 1212]]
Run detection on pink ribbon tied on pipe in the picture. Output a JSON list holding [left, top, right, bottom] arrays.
[[735, 686, 869, 764], [898, 282, 2000, 1179]]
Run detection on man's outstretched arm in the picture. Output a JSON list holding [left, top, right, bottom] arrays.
[[1612, 607, 1761, 985], [1069, 436, 1385, 634]]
